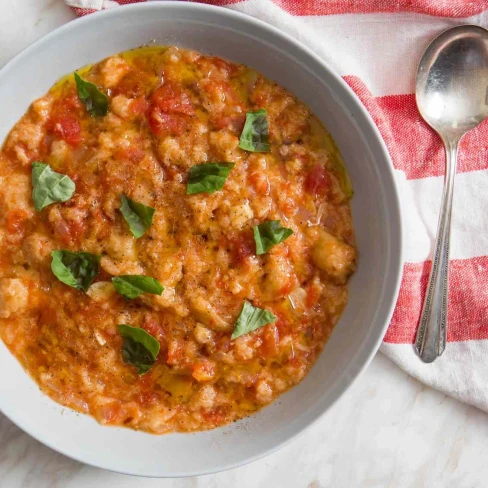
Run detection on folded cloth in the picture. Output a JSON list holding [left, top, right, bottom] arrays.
[[66, 0, 488, 412]]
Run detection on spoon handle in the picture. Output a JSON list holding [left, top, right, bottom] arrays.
[[415, 139, 458, 363]]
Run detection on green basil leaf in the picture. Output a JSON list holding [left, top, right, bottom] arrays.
[[239, 109, 270, 152], [31, 162, 75, 212], [51, 250, 101, 292], [112, 275, 164, 300], [120, 194, 155, 239], [118, 324, 160, 375], [231, 301, 276, 339], [74, 72, 108, 117], [186, 162, 235, 195], [253, 220, 293, 255]]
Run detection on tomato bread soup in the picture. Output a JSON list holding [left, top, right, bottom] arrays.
[[0, 47, 356, 434]]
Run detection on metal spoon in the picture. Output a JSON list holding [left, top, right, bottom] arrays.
[[415, 25, 488, 363]]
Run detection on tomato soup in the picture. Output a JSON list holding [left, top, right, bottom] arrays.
[[0, 46, 356, 433]]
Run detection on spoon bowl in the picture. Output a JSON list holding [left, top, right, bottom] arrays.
[[415, 25, 488, 363], [416, 25, 488, 139]]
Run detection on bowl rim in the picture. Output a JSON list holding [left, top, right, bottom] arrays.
[[0, 1, 404, 477]]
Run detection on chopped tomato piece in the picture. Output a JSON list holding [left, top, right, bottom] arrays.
[[274, 310, 292, 336], [199, 80, 230, 105], [151, 84, 195, 116], [112, 76, 144, 98], [229, 231, 255, 266], [197, 56, 237, 78], [66, 219, 86, 243], [114, 145, 145, 162], [57, 93, 83, 112], [143, 316, 165, 345], [137, 390, 161, 407], [261, 323, 280, 356], [304, 163, 331, 198], [53, 218, 86, 245], [208, 56, 236, 74], [249, 172, 270, 196], [49, 92, 84, 146], [305, 281, 321, 308], [148, 107, 187, 136], [199, 79, 244, 131], [148, 82, 194, 136], [48, 93, 83, 146], [5, 210, 28, 235], [49, 204, 86, 244], [52, 219, 71, 243], [51, 115, 82, 146], [211, 113, 246, 132], [130, 97, 149, 116]]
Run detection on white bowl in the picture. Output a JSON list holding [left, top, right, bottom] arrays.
[[0, 2, 403, 477]]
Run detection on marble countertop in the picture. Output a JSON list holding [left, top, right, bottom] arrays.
[[1, 2, 488, 487]]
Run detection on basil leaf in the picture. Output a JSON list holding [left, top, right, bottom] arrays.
[[239, 109, 270, 152], [74, 72, 108, 117], [186, 162, 235, 195], [231, 301, 276, 339], [31, 162, 75, 212], [118, 324, 160, 375], [120, 194, 155, 239], [253, 220, 293, 255], [112, 275, 164, 300], [51, 250, 101, 292]]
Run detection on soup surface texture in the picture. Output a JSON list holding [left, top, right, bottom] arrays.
[[0, 46, 356, 433]]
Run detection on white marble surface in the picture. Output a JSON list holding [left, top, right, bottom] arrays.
[[1, 2, 488, 487]]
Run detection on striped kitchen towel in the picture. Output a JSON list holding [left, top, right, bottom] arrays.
[[66, 0, 488, 412]]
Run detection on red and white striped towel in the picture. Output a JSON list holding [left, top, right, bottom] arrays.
[[66, 0, 488, 412]]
